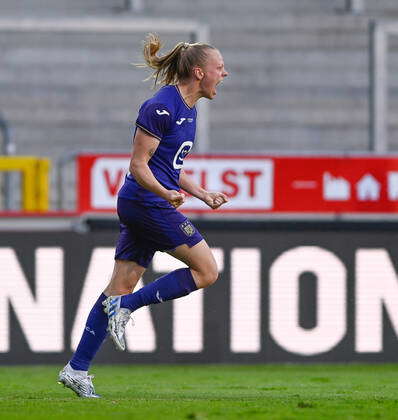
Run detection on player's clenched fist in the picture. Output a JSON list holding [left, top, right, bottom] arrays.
[[166, 190, 186, 208], [203, 192, 229, 209]]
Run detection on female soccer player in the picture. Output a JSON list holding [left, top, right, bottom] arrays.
[[59, 33, 228, 397]]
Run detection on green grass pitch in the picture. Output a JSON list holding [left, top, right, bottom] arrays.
[[0, 364, 397, 419]]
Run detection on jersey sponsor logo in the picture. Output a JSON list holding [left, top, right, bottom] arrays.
[[176, 117, 186, 125], [156, 109, 170, 116], [179, 220, 196, 237], [172, 141, 193, 169]]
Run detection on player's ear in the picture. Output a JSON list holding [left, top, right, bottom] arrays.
[[193, 66, 204, 80]]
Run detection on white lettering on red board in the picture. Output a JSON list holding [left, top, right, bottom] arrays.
[[91, 158, 129, 209], [183, 159, 273, 210], [90, 157, 274, 211]]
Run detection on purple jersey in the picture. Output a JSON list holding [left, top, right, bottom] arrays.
[[118, 85, 197, 207]]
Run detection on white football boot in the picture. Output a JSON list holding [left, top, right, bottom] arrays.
[[102, 296, 133, 351], [58, 363, 100, 398]]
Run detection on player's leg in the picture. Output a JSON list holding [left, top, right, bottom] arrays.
[[69, 259, 146, 365], [167, 239, 218, 289], [105, 241, 217, 352], [59, 259, 145, 397], [104, 204, 216, 350], [104, 259, 146, 295], [102, 260, 147, 352], [114, 207, 217, 313], [59, 216, 148, 396], [117, 239, 218, 314]]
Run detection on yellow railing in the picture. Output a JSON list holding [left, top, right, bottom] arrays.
[[0, 157, 50, 211]]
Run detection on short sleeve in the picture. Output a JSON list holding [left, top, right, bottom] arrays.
[[135, 102, 172, 141]]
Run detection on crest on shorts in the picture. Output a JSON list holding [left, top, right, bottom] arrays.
[[180, 220, 196, 237]]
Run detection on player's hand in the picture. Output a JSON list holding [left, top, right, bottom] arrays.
[[166, 190, 186, 208], [203, 192, 229, 209]]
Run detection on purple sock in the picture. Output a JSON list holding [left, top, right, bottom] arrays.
[[120, 268, 197, 312], [70, 293, 108, 371]]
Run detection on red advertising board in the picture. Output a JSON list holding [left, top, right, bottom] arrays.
[[274, 157, 398, 212], [77, 154, 398, 214]]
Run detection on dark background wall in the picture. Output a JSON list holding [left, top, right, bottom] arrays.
[[1, 221, 398, 364]]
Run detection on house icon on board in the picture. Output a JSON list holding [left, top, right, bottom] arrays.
[[356, 174, 380, 201], [387, 172, 398, 200], [323, 172, 350, 201]]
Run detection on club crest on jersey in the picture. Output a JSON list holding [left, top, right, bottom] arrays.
[[180, 220, 196, 237]]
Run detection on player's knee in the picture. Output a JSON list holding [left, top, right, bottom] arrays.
[[115, 285, 134, 295], [207, 269, 219, 287], [105, 275, 137, 295], [199, 265, 219, 288], [105, 285, 132, 296]]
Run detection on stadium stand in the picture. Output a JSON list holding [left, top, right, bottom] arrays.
[[1, 0, 398, 208], [0, 0, 126, 15]]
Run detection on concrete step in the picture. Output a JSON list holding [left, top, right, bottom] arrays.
[[2, 41, 387, 87], [10, 121, 368, 156], [215, 86, 369, 106], [214, 32, 368, 51], [222, 49, 369, 70], [0, 66, 379, 90], [221, 70, 370, 89], [11, 123, 131, 156], [0, 0, 125, 13], [3, 47, 380, 78], [365, 0, 398, 15], [143, 0, 338, 16], [0, 15, 373, 51], [15, 122, 398, 154], [0, 84, 149, 108], [0, 32, 370, 56], [0, 28, 184, 52], [210, 125, 370, 152], [0, 14, 370, 35], [0, 84, 371, 110], [0, 66, 142, 87], [207, 13, 368, 31], [211, 125, 398, 153], [217, 33, 368, 50], [0, 0, 349, 16], [1, 102, 370, 126], [212, 107, 368, 127]]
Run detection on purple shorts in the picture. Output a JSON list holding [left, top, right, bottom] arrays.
[[114, 197, 203, 268]]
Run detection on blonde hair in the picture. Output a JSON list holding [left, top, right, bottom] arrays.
[[137, 33, 216, 87]]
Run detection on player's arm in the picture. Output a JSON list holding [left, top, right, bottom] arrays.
[[179, 169, 207, 200], [130, 128, 185, 208], [179, 169, 229, 209]]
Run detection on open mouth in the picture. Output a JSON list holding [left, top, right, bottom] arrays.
[[211, 80, 223, 97]]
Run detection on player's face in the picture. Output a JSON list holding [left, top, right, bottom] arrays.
[[199, 49, 228, 100]]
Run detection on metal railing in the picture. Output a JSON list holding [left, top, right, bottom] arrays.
[[0, 114, 15, 210], [368, 20, 398, 153]]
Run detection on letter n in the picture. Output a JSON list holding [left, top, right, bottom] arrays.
[[0, 248, 63, 352], [356, 249, 398, 352]]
